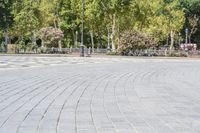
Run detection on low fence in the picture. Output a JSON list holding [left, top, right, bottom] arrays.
[[0, 50, 6, 53], [124, 50, 200, 57], [1, 46, 200, 57], [15, 47, 108, 54]]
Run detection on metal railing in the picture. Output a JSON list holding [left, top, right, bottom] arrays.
[[14, 47, 109, 54], [1, 46, 200, 57], [124, 50, 200, 57]]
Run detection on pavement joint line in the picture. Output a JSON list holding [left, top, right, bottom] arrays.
[[15, 75, 80, 133], [0, 56, 200, 133]]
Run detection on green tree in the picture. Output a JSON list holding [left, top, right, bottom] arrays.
[[58, 0, 82, 48], [162, 0, 185, 50], [13, 0, 41, 44], [180, 0, 200, 45], [0, 0, 14, 48]]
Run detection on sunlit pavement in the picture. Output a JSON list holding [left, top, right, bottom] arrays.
[[0, 56, 200, 133]]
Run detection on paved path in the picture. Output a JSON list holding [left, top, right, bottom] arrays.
[[0, 56, 200, 133]]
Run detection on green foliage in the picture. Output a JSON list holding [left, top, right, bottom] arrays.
[[180, 0, 200, 44], [17, 40, 26, 51], [0, 0, 14, 29], [1, 0, 199, 51], [0, 42, 5, 51], [26, 42, 35, 51], [107, 51, 119, 56], [169, 51, 188, 57], [12, 0, 41, 38], [35, 47, 47, 54]]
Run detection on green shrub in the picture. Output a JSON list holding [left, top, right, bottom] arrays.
[[18, 40, 26, 52], [180, 52, 188, 57], [37, 47, 47, 54], [169, 52, 188, 57], [0, 42, 5, 51], [107, 51, 119, 55]]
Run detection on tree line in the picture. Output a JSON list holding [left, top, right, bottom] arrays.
[[0, 0, 200, 51]]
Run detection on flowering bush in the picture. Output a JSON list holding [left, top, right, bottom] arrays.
[[39, 27, 64, 47], [118, 30, 157, 55]]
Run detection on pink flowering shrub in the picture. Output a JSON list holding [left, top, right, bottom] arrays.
[[39, 27, 64, 47]]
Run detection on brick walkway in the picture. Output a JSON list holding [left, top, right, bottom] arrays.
[[0, 56, 200, 133]]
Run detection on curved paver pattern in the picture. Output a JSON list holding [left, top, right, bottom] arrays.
[[0, 56, 200, 133]]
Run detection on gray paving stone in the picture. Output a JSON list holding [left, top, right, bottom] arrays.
[[0, 56, 200, 133]]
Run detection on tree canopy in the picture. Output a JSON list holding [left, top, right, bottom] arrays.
[[0, 0, 199, 49]]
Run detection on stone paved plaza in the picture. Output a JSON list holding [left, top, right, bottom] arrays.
[[0, 56, 200, 133]]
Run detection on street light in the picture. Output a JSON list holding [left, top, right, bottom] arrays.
[[185, 28, 188, 44], [75, 31, 78, 48], [80, 0, 85, 57], [5, 29, 8, 53]]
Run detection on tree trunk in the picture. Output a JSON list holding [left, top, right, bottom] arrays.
[[33, 31, 36, 46], [97, 27, 101, 51], [5, 28, 8, 52], [117, 22, 120, 51], [72, 31, 76, 48], [75, 31, 78, 48], [58, 40, 62, 50], [188, 28, 195, 43], [170, 30, 174, 51], [188, 36, 191, 43], [41, 39, 44, 47], [54, 19, 57, 29], [166, 34, 169, 46], [111, 14, 116, 51], [90, 30, 94, 53], [107, 29, 111, 50], [97, 33, 100, 51]]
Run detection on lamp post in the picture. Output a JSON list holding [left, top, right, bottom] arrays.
[[185, 28, 188, 44], [179, 32, 181, 49], [5, 29, 8, 52], [80, 0, 85, 57], [75, 31, 78, 48]]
